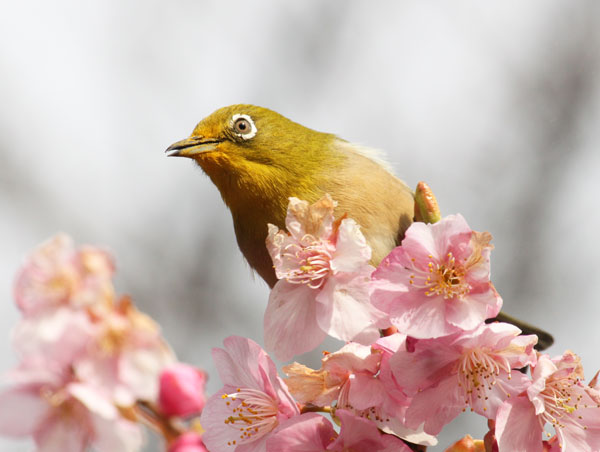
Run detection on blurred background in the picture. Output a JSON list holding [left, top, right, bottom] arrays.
[[1, 1, 599, 450]]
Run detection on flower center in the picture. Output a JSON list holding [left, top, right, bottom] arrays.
[[96, 319, 129, 356], [281, 235, 332, 289], [409, 252, 469, 299], [457, 348, 511, 412], [221, 388, 280, 446], [540, 377, 584, 431]]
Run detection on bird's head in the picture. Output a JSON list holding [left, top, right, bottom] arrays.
[[166, 104, 342, 211]]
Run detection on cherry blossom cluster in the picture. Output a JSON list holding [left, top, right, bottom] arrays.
[[198, 195, 599, 452], [0, 235, 209, 451], [2, 192, 599, 452]]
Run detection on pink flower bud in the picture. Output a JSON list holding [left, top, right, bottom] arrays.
[[159, 363, 207, 417], [168, 433, 208, 452]]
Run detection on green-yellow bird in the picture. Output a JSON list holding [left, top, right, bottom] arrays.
[[166, 104, 552, 349]]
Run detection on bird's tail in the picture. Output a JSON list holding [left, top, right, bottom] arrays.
[[489, 311, 554, 351]]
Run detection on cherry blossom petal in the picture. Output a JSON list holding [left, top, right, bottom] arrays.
[[322, 342, 381, 375], [379, 434, 414, 452], [562, 389, 600, 449], [391, 341, 458, 392], [212, 338, 269, 391], [558, 416, 600, 452], [329, 219, 371, 273], [266, 225, 289, 278], [332, 410, 412, 452], [266, 413, 335, 451], [388, 294, 459, 338], [404, 375, 464, 434], [68, 383, 116, 419], [444, 291, 498, 332], [284, 196, 334, 241], [264, 282, 327, 361], [502, 334, 539, 367], [282, 363, 335, 406], [0, 386, 52, 436], [92, 416, 144, 452], [119, 347, 173, 402], [432, 214, 473, 257], [34, 411, 89, 452], [315, 270, 381, 343], [348, 373, 386, 410], [396, 222, 441, 262], [75, 355, 134, 406], [495, 396, 543, 452], [368, 277, 409, 315], [12, 307, 95, 368]]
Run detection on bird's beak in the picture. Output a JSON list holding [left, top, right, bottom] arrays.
[[165, 136, 221, 158]]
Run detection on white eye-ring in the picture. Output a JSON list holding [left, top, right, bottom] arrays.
[[231, 114, 257, 140]]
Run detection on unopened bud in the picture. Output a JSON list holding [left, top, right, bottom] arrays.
[[414, 181, 441, 224], [159, 363, 207, 417]]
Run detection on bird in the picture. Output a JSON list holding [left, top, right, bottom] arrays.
[[165, 104, 553, 349]]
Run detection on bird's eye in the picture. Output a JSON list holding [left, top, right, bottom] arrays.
[[231, 114, 257, 140], [234, 118, 250, 133]]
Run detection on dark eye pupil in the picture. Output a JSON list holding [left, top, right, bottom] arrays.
[[238, 122, 246, 130]]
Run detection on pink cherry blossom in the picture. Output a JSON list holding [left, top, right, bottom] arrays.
[[284, 340, 436, 446], [200, 336, 300, 452], [0, 362, 143, 452], [371, 214, 502, 338], [266, 410, 412, 452], [74, 297, 175, 406], [159, 363, 207, 417], [495, 352, 600, 452], [14, 234, 115, 315], [265, 195, 385, 361], [11, 306, 97, 369], [392, 322, 537, 435], [168, 432, 209, 452], [283, 342, 382, 408]]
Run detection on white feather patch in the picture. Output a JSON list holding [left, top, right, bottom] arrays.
[[333, 139, 395, 174]]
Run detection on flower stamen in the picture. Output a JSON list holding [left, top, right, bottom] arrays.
[[458, 348, 511, 411], [221, 388, 280, 445], [408, 252, 470, 299]]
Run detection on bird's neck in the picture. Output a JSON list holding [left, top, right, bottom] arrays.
[[224, 164, 319, 230], [197, 146, 344, 231]]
